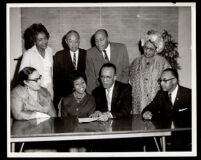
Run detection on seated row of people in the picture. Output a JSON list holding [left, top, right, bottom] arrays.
[[11, 64, 191, 151], [11, 63, 191, 123]]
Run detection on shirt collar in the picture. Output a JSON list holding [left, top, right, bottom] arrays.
[[169, 84, 178, 96], [104, 43, 110, 53], [70, 50, 78, 54], [105, 81, 115, 93]]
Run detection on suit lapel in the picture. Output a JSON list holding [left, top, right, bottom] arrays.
[[65, 49, 74, 68], [110, 43, 117, 64], [173, 86, 181, 108], [111, 82, 119, 111], [77, 49, 82, 69], [95, 47, 105, 61], [101, 87, 108, 111]]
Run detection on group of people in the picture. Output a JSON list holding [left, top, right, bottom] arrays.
[[10, 23, 191, 151]]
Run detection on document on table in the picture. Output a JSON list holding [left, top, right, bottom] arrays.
[[35, 112, 50, 118], [78, 117, 98, 123], [35, 112, 50, 125]]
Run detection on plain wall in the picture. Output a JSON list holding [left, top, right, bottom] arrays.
[[178, 7, 191, 88], [9, 6, 192, 89], [9, 8, 22, 89]]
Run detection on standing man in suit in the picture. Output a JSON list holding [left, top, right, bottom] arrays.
[[141, 68, 191, 151], [53, 30, 86, 112], [85, 29, 130, 94], [90, 63, 132, 121]]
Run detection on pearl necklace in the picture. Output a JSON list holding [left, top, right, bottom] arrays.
[[73, 91, 86, 103]]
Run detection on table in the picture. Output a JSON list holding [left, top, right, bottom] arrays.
[[10, 115, 191, 152]]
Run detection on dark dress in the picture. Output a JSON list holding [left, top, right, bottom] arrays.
[[61, 93, 96, 118]]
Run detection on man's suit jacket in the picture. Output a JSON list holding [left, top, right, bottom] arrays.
[[141, 85, 191, 122], [92, 81, 132, 118], [53, 48, 86, 108], [86, 42, 130, 93]]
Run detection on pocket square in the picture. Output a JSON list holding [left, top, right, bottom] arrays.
[[178, 108, 188, 112]]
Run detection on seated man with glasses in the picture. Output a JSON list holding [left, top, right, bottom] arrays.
[[141, 68, 191, 121], [141, 68, 192, 151], [11, 67, 56, 120], [89, 63, 132, 122]]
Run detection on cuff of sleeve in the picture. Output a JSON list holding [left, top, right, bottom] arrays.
[[107, 112, 113, 119]]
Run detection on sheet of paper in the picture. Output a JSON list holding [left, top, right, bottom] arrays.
[[35, 112, 50, 118], [78, 117, 98, 123], [35, 112, 50, 125]]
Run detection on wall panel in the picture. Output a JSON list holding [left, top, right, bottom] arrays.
[[21, 7, 178, 62]]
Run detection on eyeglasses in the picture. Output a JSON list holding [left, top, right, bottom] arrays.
[[158, 78, 175, 83], [27, 75, 42, 82], [143, 46, 155, 52], [100, 75, 113, 80]]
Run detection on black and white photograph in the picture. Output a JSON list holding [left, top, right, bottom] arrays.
[[6, 2, 197, 158]]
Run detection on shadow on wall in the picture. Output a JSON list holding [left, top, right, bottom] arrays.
[[138, 40, 144, 56], [11, 55, 22, 90], [90, 34, 96, 48], [61, 34, 69, 50]]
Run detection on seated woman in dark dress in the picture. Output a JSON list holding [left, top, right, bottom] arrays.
[[60, 71, 96, 118]]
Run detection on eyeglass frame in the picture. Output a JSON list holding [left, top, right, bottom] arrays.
[[27, 75, 42, 82], [143, 46, 156, 52], [100, 75, 113, 81], [157, 77, 175, 83]]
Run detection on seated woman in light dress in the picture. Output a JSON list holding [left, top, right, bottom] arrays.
[[129, 30, 171, 115], [60, 71, 96, 118], [19, 23, 54, 99], [11, 67, 56, 120]]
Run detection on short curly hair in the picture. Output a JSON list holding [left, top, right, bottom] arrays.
[[23, 23, 50, 50], [69, 71, 87, 88]]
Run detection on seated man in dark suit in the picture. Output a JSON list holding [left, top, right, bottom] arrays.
[[142, 68, 192, 151], [90, 63, 132, 121]]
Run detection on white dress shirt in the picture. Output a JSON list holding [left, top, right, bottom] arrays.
[[105, 82, 115, 112], [169, 85, 179, 105], [70, 50, 79, 69]]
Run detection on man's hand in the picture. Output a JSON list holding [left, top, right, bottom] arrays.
[[97, 112, 109, 122], [89, 111, 102, 118], [142, 111, 153, 120], [89, 111, 112, 122]]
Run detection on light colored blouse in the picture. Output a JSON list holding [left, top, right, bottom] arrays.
[[11, 85, 56, 120], [129, 54, 171, 115], [19, 45, 54, 99]]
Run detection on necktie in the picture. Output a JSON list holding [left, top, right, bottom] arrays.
[[103, 50, 109, 62], [73, 52, 76, 70], [168, 93, 172, 105]]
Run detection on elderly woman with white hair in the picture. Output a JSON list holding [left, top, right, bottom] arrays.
[[129, 30, 171, 115]]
